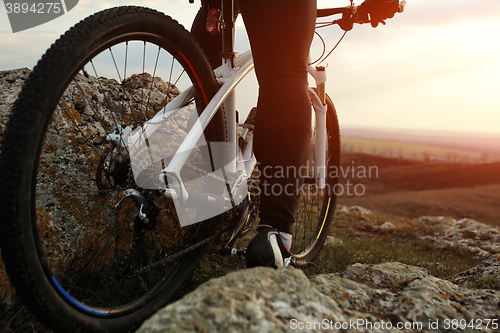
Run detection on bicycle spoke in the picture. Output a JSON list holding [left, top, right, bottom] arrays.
[[88, 60, 122, 130], [144, 46, 161, 115], [109, 47, 123, 83]]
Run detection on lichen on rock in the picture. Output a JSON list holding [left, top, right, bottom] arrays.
[[138, 261, 500, 333]]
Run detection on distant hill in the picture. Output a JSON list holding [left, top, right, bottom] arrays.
[[341, 138, 492, 163], [337, 152, 500, 227], [341, 126, 500, 157]]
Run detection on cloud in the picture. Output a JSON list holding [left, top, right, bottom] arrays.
[[394, 0, 500, 28], [0, 2, 200, 70], [0, 33, 59, 70]]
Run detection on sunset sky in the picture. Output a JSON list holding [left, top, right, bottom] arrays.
[[1, 0, 499, 135]]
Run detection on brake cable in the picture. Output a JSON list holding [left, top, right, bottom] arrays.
[[309, 0, 353, 66]]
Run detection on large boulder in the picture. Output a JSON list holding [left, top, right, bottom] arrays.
[[138, 262, 500, 333], [419, 217, 500, 259]]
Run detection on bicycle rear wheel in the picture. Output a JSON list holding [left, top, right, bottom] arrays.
[[291, 93, 341, 265], [0, 6, 225, 332]]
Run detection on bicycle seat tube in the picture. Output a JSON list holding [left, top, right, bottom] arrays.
[[220, 0, 238, 173], [221, 0, 237, 67]]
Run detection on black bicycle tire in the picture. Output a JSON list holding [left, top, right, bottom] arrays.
[[291, 93, 341, 265], [0, 6, 225, 333]]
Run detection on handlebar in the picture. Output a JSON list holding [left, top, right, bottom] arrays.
[[317, 7, 350, 18], [317, 1, 406, 29]]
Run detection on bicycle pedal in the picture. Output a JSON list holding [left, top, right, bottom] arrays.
[[220, 247, 247, 257]]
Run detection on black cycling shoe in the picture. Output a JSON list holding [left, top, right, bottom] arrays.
[[246, 226, 292, 268]]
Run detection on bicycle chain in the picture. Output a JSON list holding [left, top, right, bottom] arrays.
[[184, 162, 228, 183], [132, 228, 227, 275]]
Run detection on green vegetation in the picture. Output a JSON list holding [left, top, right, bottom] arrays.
[[301, 211, 480, 278], [467, 277, 500, 291]]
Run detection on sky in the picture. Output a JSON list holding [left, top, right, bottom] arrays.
[[1, 0, 500, 135]]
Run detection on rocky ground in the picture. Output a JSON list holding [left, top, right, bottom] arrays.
[[137, 208, 500, 333], [417, 216, 500, 260], [138, 259, 500, 333], [1, 68, 499, 332], [0, 68, 31, 146], [0, 67, 184, 297]]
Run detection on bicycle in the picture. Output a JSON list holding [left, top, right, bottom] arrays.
[[0, 1, 405, 332]]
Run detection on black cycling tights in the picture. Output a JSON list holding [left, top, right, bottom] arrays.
[[191, 0, 316, 234]]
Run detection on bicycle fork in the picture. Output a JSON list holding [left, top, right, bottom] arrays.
[[309, 65, 328, 190]]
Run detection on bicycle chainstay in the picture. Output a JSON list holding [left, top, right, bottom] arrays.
[[131, 229, 227, 275]]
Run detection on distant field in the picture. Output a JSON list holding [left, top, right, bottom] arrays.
[[337, 152, 500, 227], [341, 138, 499, 163]]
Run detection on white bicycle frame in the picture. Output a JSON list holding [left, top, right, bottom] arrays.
[[118, 43, 328, 228], [120, 0, 410, 217]]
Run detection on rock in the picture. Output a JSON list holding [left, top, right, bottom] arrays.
[[421, 218, 500, 259], [323, 236, 343, 247], [337, 205, 372, 216], [139, 267, 347, 333], [0, 68, 30, 108], [348, 206, 372, 215], [338, 205, 350, 214], [0, 69, 32, 295], [378, 222, 395, 229], [138, 262, 500, 333], [0, 68, 184, 297], [447, 254, 500, 288], [0, 68, 32, 152], [415, 216, 456, 229]]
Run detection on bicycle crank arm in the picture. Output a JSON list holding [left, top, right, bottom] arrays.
[[220, 247, 247, 257]]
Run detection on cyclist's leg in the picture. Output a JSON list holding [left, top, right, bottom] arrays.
[[239, 0, 317, 238]]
